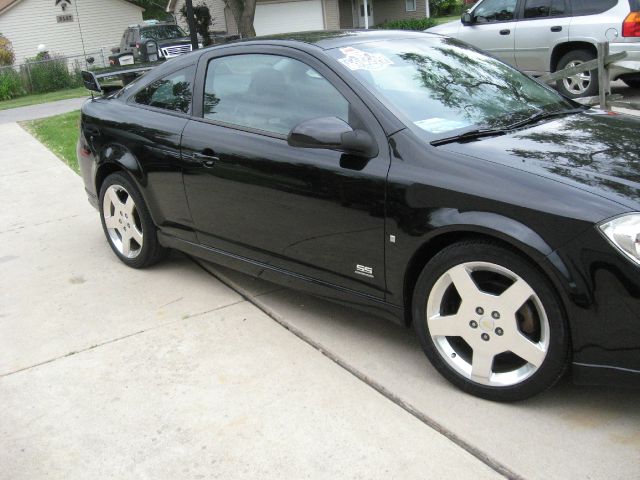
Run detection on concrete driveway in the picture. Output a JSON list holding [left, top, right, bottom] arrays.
[[0, 122, 499, 479], [1, 119, 638, 479]]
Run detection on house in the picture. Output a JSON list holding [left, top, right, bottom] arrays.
[[166, 0, 431, 36], [0, 0, 144, 64]]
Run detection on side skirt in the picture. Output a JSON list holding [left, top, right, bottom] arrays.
[[158, 232, 405, 325]]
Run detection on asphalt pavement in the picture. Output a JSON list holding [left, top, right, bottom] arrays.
[[0, 97, 88, 124]]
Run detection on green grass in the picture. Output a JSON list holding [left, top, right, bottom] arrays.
[[0, 87, 89, 111], [21, 110, 81, 173], [433, 15, 461, 25]]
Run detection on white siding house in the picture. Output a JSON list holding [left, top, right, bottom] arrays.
[[0, 0, 144, 64]]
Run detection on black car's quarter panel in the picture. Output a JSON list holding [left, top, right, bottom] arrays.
[[81, 98, 195, 241], [181, 120, 389, 298]]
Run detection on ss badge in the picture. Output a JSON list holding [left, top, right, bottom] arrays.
[[355, 264, 374, 278]]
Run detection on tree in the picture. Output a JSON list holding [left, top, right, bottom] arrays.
[[224, 0, 257, 38], [0, 33, 15, 66], [129, 0, 173, 20], [180, 2, 214, 46]]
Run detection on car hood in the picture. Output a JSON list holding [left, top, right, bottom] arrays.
[[438, 110, 640, 210], [156, 37, 192, 47], [425, 20, 460, 36]]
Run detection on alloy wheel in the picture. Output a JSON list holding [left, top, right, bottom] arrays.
[[562, 60, 591, 95], [426, 262, 550, 387], [102, 184, 143, 259]]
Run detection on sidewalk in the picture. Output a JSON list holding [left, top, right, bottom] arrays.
[[0, 121, 499, 479], [0, 97, 88, 124]]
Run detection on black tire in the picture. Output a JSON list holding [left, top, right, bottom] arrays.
[[412, 241, 569, 402], [555, 49, 599, 98], [99, 172, 167, 268], [622, 76, 640, 90]]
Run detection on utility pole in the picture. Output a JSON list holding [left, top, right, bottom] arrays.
[[185, 0, 199, 50]]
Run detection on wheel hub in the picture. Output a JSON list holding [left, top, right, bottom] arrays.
[[102, 185, 143, 259]]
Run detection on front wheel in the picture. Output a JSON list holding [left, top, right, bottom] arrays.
[[412, 241, 569, 402], [99, 172, 167, 268]]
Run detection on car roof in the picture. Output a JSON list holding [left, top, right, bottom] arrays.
[[232, 29, 439, 51]]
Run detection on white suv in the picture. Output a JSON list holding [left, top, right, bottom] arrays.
[[427, 0, 640, 98]]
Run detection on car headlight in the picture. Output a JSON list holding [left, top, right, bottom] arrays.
[[599, 214, 640, 264]]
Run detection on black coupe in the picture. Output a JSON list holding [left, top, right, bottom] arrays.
[[78, 30, 640, 401]]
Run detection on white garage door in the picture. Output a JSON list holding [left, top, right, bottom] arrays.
[[254, 0, 325, 36]]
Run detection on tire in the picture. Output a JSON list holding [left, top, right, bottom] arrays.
[[99, 172, 167, 268], [412, 241, 569, 402], [555, 49, 599, 99], [622, 76, 640, 90]]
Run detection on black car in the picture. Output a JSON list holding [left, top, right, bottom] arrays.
[[78, 30, 640, 401]]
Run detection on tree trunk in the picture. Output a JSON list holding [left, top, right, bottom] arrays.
[[239, 0, 257, 37]]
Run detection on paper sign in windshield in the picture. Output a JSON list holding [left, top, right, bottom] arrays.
[[414, 118, 471, 134], [338, 47, 393, 71]]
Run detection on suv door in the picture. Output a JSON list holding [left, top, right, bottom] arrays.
[[459, 0, 519, 65], [514, 0, 570, 74], [181, 48, 390, 298]]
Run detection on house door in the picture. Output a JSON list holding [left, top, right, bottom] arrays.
[[358, 0, 374, 28]]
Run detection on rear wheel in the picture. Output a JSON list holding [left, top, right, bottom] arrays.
[[99, 172, 167, 268], [556, 49, 599, 98], [412, 241, 569, 402]]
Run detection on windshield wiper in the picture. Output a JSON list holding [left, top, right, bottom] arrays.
[[430, 107, 586, 147], [503, 107, 586, 130], [430, 127, 507, 147]]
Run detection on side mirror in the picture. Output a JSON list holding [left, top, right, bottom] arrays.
[[461, 11, 474, 25], [287, 116, 378, 158]]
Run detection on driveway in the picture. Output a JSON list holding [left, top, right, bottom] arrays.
[[0, 121, 498, 479], [2, 115, 639, 479], [0, 97, 88, 124]]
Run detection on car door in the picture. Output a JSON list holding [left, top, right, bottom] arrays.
[[181, 47, 390, 298], [514, 0, 570, 74], [458, 0, 520, 65]]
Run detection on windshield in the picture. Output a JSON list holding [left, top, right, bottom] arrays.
[[140, 25, 187, 41], [328, 37, 575, 139]]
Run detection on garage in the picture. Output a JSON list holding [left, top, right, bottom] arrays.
[[254, 0, 325, 36]]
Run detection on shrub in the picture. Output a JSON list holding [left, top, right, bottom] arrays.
[[0, 34, 15, 66], [24, 55, 82, 93], [0, 68, 25, 100], [431, 0, 463, 16], [376, 17, 437, 31]]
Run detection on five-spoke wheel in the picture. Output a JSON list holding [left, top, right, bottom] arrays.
[[99, 172, 166, 268], [413, 241, 568, 402]]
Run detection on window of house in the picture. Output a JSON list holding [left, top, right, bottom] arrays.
[[203, 54, 350, 136], [523, 0, 566, 18], [473, 0, 518, 22], [134, 65, 195, 114], [406, 0, 417, 12]]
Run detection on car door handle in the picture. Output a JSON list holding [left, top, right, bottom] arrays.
[[499, 29, 511, 35], [550, 26, 563, 32], [192, 150, 219, 167]]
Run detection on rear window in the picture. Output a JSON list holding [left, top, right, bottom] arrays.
[[630, 0, 640, 11], [570, 0, 617, 15]]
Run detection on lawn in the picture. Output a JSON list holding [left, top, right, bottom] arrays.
[[433, 15, 460, 25], [0, 87, 90, 111], [21, 110, 81, 173]]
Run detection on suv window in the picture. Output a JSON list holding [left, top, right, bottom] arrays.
[[134, 66, 195, 114], [473, 0, 518, 23], [570, 0, 617, 15], [203, 54, 350, 136], [524, 0, 566, 18]]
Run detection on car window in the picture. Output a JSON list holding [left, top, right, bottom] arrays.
[[203, 54, 350, 136], [473, 0, 518, 23], [524, 0, 566, 18], [141, 25, 187, 41], [570, 0, 617, 15], [134, 66, 195, 114]]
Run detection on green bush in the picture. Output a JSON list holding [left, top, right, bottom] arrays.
[[0, 34, 15, 66], [0, 68, 25, 100], [24, 55, 82, 94], [431, 0, 463, 16], [376, 17, 437, 31]]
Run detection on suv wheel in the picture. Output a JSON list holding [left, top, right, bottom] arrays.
[[556, 50, 599, 98]]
